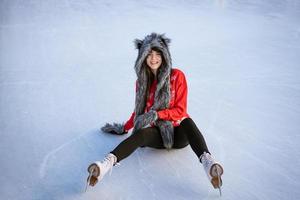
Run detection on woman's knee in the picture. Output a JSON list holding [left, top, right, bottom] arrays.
[[181, 117, 196, 127], [181, 118, 201, 133], [172, 117, 201, 149]]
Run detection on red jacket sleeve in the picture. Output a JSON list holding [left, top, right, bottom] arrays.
[[123, 81, 138, 132], [157, 71, 188, 121], [124, 112, 135, 132]]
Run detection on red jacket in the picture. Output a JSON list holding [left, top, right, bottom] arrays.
[[124, 68, 190, 132]]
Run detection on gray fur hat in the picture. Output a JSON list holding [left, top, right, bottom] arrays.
[[133, 32, 174, 149]]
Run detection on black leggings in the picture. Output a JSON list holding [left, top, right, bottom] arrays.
[[111, 118, 210, 162]]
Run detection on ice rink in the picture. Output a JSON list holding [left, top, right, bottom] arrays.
[[1, 0, 300, 199]]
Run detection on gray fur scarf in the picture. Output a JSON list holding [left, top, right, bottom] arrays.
[[133, 33, 174, 149]]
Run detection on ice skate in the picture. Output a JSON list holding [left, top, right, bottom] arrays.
[[85, 153, 117, 191], [200, 152, 224, 195]]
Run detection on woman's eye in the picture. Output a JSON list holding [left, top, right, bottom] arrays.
[[148, 52, 161, 57]]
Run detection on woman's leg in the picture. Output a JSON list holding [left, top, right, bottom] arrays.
[[111, 127, 164, 162], [86, 127, 163, 188], [111, 117, 209, 162], [175, 118, 223, 191], [173, 118, 210, 157]]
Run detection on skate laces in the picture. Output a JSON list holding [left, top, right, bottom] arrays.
[[102, 153, 119, 176], [200, 152, 214, 171]]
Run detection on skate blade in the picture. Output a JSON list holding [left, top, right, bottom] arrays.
[[218, 186, 222, 196], [85, 172, 93, 192]]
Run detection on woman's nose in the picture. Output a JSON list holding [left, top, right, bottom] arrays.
[[151, 55, 158, 60]]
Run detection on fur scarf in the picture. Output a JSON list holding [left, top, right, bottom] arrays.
[[133, 33, 174, 149]]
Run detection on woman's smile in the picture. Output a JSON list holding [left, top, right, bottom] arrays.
[[146, 50, 162, 75]]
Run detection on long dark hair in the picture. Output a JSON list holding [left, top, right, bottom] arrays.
[[143, 47, 167, 99]]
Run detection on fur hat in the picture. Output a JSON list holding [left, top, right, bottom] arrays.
[[133, 33, 174, 149]]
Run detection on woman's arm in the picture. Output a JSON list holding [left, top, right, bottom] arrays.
[[124, 112, 135, 132], [157, 71, 188, 121]]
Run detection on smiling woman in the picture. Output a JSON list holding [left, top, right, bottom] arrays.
[[86, 33, 224, 195], [146, 48, 162, 77]]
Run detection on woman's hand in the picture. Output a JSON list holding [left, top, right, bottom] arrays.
[[101, 122, 127, 135], [134, 110, 158, 130]]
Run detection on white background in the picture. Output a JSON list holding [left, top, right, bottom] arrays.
[[1, 0, 300, 199]]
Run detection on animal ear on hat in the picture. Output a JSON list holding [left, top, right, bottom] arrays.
[[134, 39, 143, 50], [160, 34, 171, 47]]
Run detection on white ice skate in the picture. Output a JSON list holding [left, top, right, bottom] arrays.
[[200, 152, 224, 196], [85, 153, 117, 192]]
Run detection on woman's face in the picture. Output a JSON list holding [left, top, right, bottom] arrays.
[[146, 50, 162, 75]]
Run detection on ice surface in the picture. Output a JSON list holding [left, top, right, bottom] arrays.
[[1, 0, 300, 199]]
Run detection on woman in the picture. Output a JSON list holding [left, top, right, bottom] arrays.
[[86, 33, 224, 194]]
